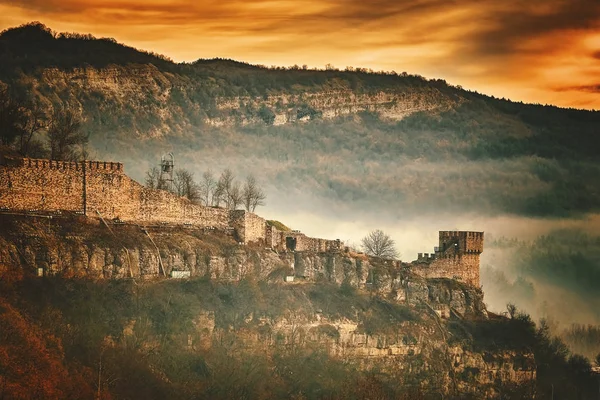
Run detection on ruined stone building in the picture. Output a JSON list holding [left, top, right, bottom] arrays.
[[411, 231, 484, 287]]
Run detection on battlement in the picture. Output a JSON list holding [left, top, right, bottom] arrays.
[[417, 252, 436, 262], [411, 231, 484, 287], [438, 230, 484, 256], [1, 156, 123, 173], [83, 160, 124, 173], [0, 154, 344, 254]]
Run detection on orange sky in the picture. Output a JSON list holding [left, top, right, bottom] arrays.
[[1, 0, 599, 109]]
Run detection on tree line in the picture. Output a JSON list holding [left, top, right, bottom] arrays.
[[0, 84, 88, 160], [145, 166, 266, 212]]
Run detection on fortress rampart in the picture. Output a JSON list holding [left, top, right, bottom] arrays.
[[0, 155, 231, 229], [0, 154, 341, 251], [411, 231, 484, 287], [0, 154, 480, 286]]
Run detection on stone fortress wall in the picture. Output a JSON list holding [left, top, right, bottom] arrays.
[[0, 154, 339, 250], [0, 156, 231, 229], [0, 153, 481, 286], [411, 231, 484, 287]]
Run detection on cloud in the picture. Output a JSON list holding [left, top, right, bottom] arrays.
[[555, 84, 600, 93], [466, 0, 600, 56]]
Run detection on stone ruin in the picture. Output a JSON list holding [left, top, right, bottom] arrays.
[[0, 152, 482, 286], [410, 231, 484, 287], [0, 153, 341, 251]]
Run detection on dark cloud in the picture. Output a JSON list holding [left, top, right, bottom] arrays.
[[555, 84, 600, 93], [4, 0, 598, 52], [468, 0, 600, 57]]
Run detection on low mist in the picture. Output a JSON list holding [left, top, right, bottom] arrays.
[[91, 122, 600, 359]]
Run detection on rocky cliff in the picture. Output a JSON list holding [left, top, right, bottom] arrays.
[[17, 64, 462, 139], [0, 213, 537, 398]]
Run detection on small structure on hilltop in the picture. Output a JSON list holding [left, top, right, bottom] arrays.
[[410, 231, 484, 287], [159, 152, 174, 192]]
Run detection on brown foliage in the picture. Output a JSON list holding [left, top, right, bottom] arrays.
[[0, 298, 97, 399]]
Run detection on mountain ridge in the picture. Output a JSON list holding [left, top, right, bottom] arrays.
[[3, 21, 597, 112]]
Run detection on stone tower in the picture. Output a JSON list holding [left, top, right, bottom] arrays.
[[433, 231, 484, 286], [412, 231, 484, 287], [437, 231, 484, 257]]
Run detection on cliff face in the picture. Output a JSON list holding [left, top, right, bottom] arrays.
[[190, 311, 535, 396], [14, 64, 463, 139], [0, 215, 474, 299], [0, 214, 537, 397], [0, 215, 483, 314], [26, 65, 187, 138]]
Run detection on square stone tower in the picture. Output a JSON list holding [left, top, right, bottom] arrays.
[[438, 231, 484, 256]]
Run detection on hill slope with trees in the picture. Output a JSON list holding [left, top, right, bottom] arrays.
[[1, 22, 599, 221]]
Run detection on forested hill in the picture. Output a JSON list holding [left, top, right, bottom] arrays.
[[1, 22, 600, 220]]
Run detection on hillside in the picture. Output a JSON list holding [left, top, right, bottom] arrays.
[[1, 23, 600, 226], [2, 214, 599, 399]]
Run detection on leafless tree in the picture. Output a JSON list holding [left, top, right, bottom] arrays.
[[144, 167, 167, 190], [243, 175, 266, 212], [0, 85, 23, 146], [47, 108, 87, 161], [215, 169, 235, 208], [0, 85, 46, 155], [174, 169, 200, 203], [361, 229, 399, 259], [0, 85, 49, 157], [506, 303, 517, 319], [212, 179, 225, 207], [228, 181, 243, 210], [16, 102, 45, 157], [199, 169, 216, 206]]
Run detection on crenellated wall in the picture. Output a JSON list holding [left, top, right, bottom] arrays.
[[412, 231, 483, 287], [1, 155, 481, 289], [0, 157, 124, 213], [0, 156, 230, 229], [0, 155, 343, 250]]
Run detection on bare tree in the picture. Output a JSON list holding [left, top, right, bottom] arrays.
[[0, 85, 49, 158], [361, 229, 399, 259], [215, 169, 235, 208], [212, 179, 225, 207], [243, 175, 266, 212], [506, 303, 517, 319], [47, 108, 87, 161], [17, 102, 45, 157], [144, 167, 167, 190], [174, 169, 200, 203], [199, 169, 216, 206], [228, 181, 243, 210]]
